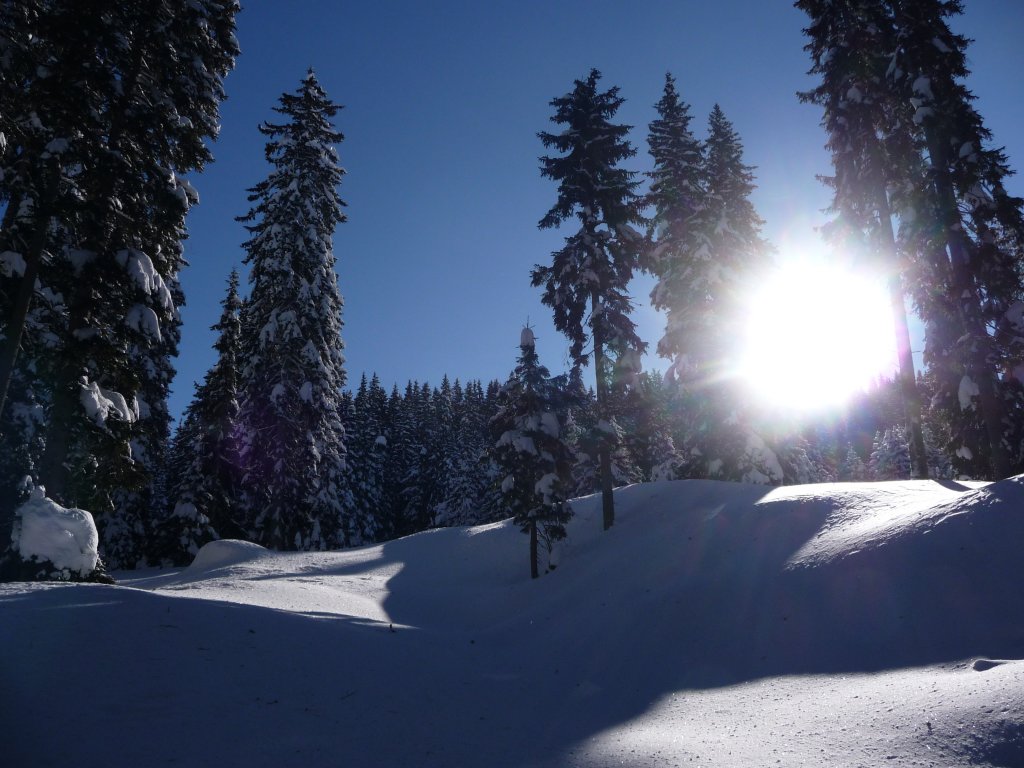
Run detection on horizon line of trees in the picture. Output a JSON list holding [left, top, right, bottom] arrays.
[[3, 0, 1024, 578]]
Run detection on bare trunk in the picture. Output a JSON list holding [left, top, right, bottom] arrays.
[[529, 520, 538, 579], [591, 291, 614, 531]]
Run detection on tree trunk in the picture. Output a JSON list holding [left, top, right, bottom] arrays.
[[591, 291, 614, 531], [529, 519, 538, 579], [926, 131, 1011, 479], [873, 181, 930, 479]]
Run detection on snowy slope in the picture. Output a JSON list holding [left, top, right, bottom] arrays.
[[2, 478, 1023, 767]]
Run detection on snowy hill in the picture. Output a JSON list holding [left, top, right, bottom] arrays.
[[2, 478, 1023, 767]]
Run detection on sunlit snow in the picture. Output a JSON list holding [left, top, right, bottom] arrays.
[[3, 477, 1023, 767]]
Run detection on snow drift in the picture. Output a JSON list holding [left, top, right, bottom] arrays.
[[9, 487, 99, 578], [1, 478, 1022, 767]]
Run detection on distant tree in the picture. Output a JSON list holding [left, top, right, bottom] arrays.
[[490, 328, 574, 578], [532, 69, 647, 530], [870, 425, 911, 480], [838, 444, 870, 481], [235, 72, 358, 550], [159, 270, 243, 564]]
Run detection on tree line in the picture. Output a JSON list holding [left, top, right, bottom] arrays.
[[2, 0, 1023, 577]]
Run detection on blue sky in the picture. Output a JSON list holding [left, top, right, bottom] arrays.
[[172, 0, 1024, 422]]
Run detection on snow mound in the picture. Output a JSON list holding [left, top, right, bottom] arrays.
[[11, 488, 99, 577], [4, 478, 1024, 767], [186, 539, 269, 574]]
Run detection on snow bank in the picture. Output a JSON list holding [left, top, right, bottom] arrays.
[[186, 539, 269, 574], [11, 487, 99, 578]]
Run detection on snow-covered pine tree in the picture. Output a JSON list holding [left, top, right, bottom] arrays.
[[0, 1, 239, 568], [796, 0, 930, 479], [345, 374, 387, 540], [532, 69, 647, 530], [885, 0, 1024, 479], [647, 73, 707, 384], [648, 93, 777, 484], [838, 444, 870, 481], [380, 382, 412, 539], [235, 71, 361, 551], [490, 328, 575, 578], [869, 425, 912, 480], [159, 270, 243, 563]]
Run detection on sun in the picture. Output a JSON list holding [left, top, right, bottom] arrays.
[[737, 260, 896, 411]]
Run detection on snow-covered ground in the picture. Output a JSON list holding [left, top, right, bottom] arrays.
[[2, 478, 1023, 767]]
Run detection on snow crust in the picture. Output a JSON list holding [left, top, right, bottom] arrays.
[[3, 478, 1024, 767], [11, 488, 99, 576]]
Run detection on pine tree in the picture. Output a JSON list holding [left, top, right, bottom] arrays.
[[887, 0, 1024, 479], [235, 72, 358, 551], [648, 93, 776, 483], [532, 69, 647, 530], [647, 73, 707, 383], [838, 444, 870, 481], [797, 0, 933, 480], [159, 269, 243, 563], [798, 0, 1024, 480], [0, 1, 239, 567], [490, 328, 575, 578], [869, 425, 912, 480]]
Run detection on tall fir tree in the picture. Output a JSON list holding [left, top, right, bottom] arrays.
[[490, 328, 575, 579], [159, 269, 243, 563], [798, 0, 1024, 479], [648, 93, 777, 483], [532, 69, 647, 530], [235, 72, 361, 551], [797, 0, 935, 480], [887, 0, 1024, 479], [0, 1, 239, 567]]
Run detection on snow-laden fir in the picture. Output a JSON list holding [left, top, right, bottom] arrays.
[[3, 477, 1022, 767]]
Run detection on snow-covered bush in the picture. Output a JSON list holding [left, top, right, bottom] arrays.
[[6, 486, 100, 581]]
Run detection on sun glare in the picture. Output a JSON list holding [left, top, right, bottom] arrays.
[[738, 260, 896, 411]]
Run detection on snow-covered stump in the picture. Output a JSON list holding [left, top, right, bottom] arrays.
[[3, 487, 107, 582]]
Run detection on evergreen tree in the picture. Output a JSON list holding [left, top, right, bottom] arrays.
[[0, 1, 239, 568], [869, 425, 912, 480], [838, 444, 870, 481], [798, 0, 1024, 480], [159, 270, 243, 563], [532, 69, 647, 530], [490, 328, 574, 579], [797, 0, 935, 480], [235, 72, 359, 551], [888, 0, 1024, 479], [648, 95, 776, 483]]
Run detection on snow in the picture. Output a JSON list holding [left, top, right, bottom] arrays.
[[10, 487, 99, 577], [0, 249, 27, 278], [959, 374, 980, 410], [125, 303, 162, 341], [80, 380, 136, 426], [3, 478, 1024, 767]]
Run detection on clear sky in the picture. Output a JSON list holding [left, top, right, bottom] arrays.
[[171, 0, 1024, 423]]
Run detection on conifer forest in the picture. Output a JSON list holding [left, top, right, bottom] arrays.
[[2, 0, 1024, 579]]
